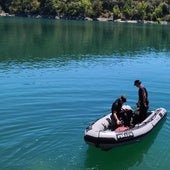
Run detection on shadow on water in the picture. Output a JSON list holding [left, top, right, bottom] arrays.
[[84, 118, 166, 170]]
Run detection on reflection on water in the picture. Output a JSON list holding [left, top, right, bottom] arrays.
[[0, 17, 170, 63], [85, 118, 166, 170]]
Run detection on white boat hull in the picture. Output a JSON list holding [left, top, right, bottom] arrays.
[[84, 106, 167, 150]]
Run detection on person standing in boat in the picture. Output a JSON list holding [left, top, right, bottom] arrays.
[[134, 80, 149, 123], [111, 95, 127, 129]]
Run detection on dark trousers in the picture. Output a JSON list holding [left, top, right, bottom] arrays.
[[132, 105, 148, 124], [139, 105, 148, 122], [110, 110, 133, 129]]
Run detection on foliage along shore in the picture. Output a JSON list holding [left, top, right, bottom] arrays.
[[0, 12, 169, 25], [0, 0, 170, 24]]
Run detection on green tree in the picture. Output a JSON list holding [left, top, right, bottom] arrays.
[[65, 1, 82, 17], [9, 0, 40, 14], [102, 0, 115, 11], [0, 0, 12, 13], [122, 0, 133, 20], [92, 0, 103, 17], [0, 0, 170, 22], [136, 1, 147, 20], [161, 2, 169, 15], [40, 0, 59, 15], [155, 4, 163, 19], [113, 5, 120, 20], [80, 0, 93, 17]]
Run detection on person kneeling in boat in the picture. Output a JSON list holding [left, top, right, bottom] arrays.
[[110, 95, 132, 130]]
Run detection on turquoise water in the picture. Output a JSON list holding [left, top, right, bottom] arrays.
[[0, 17, 170, 170]]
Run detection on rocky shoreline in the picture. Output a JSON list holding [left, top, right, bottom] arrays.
[[0, 12, 169, 25]]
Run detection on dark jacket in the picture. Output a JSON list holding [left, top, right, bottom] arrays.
[[138, 86, 149, 108], [111, 98, 122, 115]]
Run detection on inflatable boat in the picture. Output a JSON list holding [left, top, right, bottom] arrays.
[[84, 105, 167, 150]]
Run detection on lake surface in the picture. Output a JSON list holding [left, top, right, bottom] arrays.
[[0, 17, 170, 170]]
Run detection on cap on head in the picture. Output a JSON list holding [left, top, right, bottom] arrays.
[[121, 95, 127, 102], [134, 80, 141, 86]]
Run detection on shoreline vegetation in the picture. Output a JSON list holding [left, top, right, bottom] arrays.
[[0, 0, 170, 25]]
